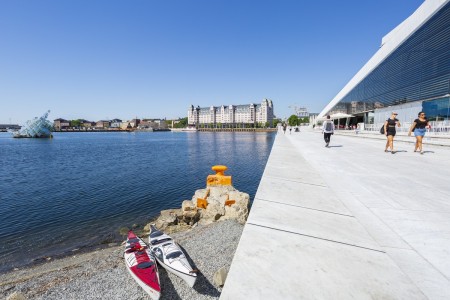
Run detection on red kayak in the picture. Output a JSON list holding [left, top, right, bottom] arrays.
[[124, 231, 161, 300]]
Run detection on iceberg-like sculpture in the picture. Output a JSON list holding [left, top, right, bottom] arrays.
[[11, 110, 53, 138]]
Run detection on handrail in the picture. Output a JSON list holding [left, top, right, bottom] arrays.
[[363, 121, 450, 135]]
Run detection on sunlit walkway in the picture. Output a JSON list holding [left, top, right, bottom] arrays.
[[221, 131, 450, 300]]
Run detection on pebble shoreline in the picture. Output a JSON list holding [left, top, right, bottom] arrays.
[[0, 220, 244, 300]]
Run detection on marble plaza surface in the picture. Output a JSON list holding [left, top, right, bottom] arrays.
[[220, 131, 450, 300]]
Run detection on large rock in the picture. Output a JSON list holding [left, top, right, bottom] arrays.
[[223, 203, 248, 224], [201, 199, 225, 222], [209, 186, 235, 205], [192, 189, 209, 207], [183, 209, 200, 225], [213, 266, 228, 287], [182, 200, 195, 212], [160, 208, 183, 219], [155, 208, 182, 230], [7, 292, 26, 300]]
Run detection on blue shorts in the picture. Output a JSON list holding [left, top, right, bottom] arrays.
[[414, 128, 426, 136]]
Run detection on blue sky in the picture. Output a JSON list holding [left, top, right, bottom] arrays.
[[0, 0, 424, 123]]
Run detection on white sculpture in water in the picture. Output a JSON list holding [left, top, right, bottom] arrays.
[[11, 110, 53, 138]]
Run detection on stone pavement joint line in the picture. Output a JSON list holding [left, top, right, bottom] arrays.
[[221, 132, 450, 300], [264, 175, 328, 187], [255, 197, 355, 217], [247, 222, 386, 253]]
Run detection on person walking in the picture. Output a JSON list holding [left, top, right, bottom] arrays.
[[289, 126, 292, 134], [282, 123, 287, 134], [322, 115, 334, 147], [408, 111, 430, 154], [384, 112, 401, 154]]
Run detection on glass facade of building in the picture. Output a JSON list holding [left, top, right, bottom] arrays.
[[423, 97, 450, 121], [329, 2, 450, 121]]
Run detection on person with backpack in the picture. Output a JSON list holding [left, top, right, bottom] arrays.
[[322, 115, 335, 147], [384, 112, 401, 154]]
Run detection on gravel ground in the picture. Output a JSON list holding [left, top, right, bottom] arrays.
[[0, 220, 244, 300]]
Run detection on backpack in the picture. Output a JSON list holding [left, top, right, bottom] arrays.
[[380, 118, 390, 134], [325, 121, 333, 132]]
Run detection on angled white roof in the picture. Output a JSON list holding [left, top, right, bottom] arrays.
[[318, 0, 450, 118]]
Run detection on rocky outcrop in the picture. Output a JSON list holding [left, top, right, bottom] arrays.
[[192, 186, 249, 225], [154, 208, 182, 230], [151, 185, 249, 231], [150, 165, 250, 231]]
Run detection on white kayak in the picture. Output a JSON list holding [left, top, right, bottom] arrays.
[[149, 225, 198, 288], [124, 231, 161, 300]]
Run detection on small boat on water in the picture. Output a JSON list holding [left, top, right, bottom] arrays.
[[149, 225, 197, 288], [124, 231, 161, 300], [170, 127, 197, 132]]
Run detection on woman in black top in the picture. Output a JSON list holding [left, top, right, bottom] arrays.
[[384, 112, 401, 154], [408, 111, 430, 154]]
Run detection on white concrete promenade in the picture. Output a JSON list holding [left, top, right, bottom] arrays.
[[221, 131, 450, 300]]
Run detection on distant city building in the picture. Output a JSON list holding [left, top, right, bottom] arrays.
[[96, 120, 110, 128], [0, 124, 21, 132], [120, 121, 132, 130], [188, 99, 274, 126], [110, 119, 122, 128], [139, 119, 168, 130], [294, 107, 309, 118], [82, 121, 95, 128], [308, 113, 319, 125], [151, 119, 167, 129], [129, 119, 140, 128], [53, 118, 70, 130]]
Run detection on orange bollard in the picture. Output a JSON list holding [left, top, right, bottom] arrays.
[[207, 165, 232, 186]]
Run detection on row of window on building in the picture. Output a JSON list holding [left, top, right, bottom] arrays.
[[188, 99, 274, 126]]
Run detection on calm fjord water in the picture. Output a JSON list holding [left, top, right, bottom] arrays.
[[0, 131, 275, 272]]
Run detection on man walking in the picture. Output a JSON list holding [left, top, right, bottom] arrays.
[[322, 115, 335, 147]]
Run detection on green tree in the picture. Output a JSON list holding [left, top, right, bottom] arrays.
[[70, 119, 82, 127], [173, 117, 188, 128], [287, 115, 299, 126], [298, 117, 310, 124], [272, 118, 281, 128]]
